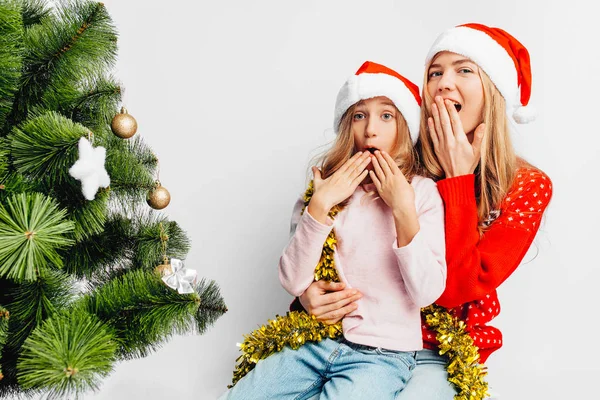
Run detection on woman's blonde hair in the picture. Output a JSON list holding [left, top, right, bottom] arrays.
[[314, 99, 418, 207], [417, 64, 528, 235]]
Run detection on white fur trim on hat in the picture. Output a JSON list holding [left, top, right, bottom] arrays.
[[333, 73, 421, 144], [425, 26, 528, 123]]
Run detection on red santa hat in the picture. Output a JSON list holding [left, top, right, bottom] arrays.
[[425, 23, 535, 124], [334, 61, 422, 144]]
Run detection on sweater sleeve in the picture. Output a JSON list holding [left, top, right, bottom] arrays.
[[435, 169, 553, 308], [278, 196, 334, 297], [393, 177, 447, 308]]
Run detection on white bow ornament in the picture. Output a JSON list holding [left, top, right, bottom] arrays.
[[162, 258, 197, 294]]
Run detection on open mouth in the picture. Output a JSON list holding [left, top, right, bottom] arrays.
[[453, 103, 462, 112], [365, 147, 378, 154]]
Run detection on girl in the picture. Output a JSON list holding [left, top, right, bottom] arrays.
[[295, 23, 553, 399], [223, 61, 446, 399]]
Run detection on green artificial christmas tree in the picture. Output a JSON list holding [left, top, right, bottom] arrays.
[[0, 0, 227, 397]]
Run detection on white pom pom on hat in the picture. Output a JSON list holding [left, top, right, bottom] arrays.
[[333, 61, 422, 144], [425, 23, 535, 124]]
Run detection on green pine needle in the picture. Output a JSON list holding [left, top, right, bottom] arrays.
[[134, 215, 190, 271], [82, 269, 226, 359], [9, 111, 87, 184], [12, 1, 117, 123], [20, 0, 51, 28], [0, 192, 74, 281], [0, 0, 24, 130], [105, 134, 157, 202], [0, 304, 9, 362], [17, 308, 117, 398]]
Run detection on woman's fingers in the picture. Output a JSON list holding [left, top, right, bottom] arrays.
[[445, 99, 467, 141], [313, 291, 362, 317], [431, 102, 446, 147], [471, 123, 486, 163], [428, 117, 441, 152], [435, 96, 455, 143], [318, 301, 360, 324]]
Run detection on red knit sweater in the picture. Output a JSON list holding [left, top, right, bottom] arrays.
[[421, 167, 553, 362]]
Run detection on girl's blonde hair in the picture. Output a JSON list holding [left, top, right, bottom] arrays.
[[314, 100, 418, 207], [417, 65, 532, 235]]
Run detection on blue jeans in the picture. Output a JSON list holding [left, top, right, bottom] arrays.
[[394, 349, 457, 400], [221, 337, 416, 400], [302, 348, 457, 400]]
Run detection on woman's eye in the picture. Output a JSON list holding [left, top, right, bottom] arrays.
[[353, 113, 365, 120], [382, 113, 393, 121], [428, 71, 442, 79], [459, 68, 473, 74]]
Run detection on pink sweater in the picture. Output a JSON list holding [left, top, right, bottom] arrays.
[[278, 176, 446, 351]]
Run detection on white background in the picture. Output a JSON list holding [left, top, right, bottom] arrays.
[[43, 0, 599, 399]]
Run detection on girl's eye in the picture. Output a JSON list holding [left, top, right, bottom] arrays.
[[382, 113, 393, 121], [459, 68, 473, 74], [353, 113, 365, 120], [428, 71, 442, 79]]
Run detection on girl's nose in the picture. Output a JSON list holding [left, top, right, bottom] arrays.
[[365, 118, 378, 137]]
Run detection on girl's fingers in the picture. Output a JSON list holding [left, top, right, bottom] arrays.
[[338, 151, 364, 174], [312, 166, 322, 182], [371, 154, 386, 180], [351, 169, 369, 187], [350, 154, 371, 180], [375, 151, 393, 176], [342, 151, 370, 179], [369, 170, 382, 192], [381, 151, 400, 174]]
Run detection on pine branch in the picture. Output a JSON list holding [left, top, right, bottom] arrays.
[[105, 135, 157, 202], [9, 0, 117, 125], [49, 183, 109, 242], [193, 278, 228, 334], [133, 214, 190, 271], [20, 0, 51, 28], [0, 171, 40, 203], [35, 73, 122, 133], [81, 270, 226, 359], [0, 0, 24, 132], [17, 308, 116, 399], [0, 139, 8, 183], [0, 192, 74, 281], [62, 215, 134, 279], [0, 270, 73, 389], [0, 304, 9, 381], [9, 111, 86, 185]]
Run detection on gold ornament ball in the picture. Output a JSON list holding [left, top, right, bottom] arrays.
[[111, 107, 138, 139], [147, 185, 171, 210]]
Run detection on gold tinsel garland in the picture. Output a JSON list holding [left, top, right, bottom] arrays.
[[422, 304, 489, 399], [230, 182, 489, 399]]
